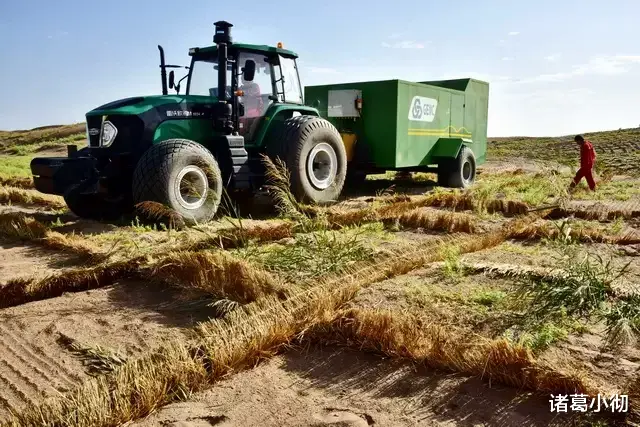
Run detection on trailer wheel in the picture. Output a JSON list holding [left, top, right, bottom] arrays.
[[63, 183, 132, 221], [446, 146, 476, 189], [132, 139, 223, 225], [267, 115, 347, 204]]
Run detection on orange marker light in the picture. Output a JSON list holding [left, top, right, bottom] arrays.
[[235, 90, 245, 96], [277, 42, 283, 48]]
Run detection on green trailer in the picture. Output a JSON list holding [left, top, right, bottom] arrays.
[[304, 78, 489, 188], [28, 20, 489, 224]]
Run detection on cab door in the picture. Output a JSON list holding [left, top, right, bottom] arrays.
[[237, 52, 274, 141]]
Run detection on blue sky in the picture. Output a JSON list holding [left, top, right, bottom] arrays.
[[1, 0, 639, 136]]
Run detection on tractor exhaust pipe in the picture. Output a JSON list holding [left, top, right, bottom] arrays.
[[213, 21, 233, 133], [214, 21, 232, 101], [158, 45, 168, 95]]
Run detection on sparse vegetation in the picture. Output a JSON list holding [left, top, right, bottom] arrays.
[[243, 228, 377, 283], [514, 235, 637, 347], [0, 156, 33, 180]]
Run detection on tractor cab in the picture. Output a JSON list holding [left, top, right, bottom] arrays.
[[162, 21, 305, 144]]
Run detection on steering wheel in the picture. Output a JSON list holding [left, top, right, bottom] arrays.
[[209, 86, 232, 99]]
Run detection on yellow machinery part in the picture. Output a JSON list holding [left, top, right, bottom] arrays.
[[340, 132, 357, 162]]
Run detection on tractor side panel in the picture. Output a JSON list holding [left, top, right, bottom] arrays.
[[305, 81, 399, 169], [152, 119, 214, 146]]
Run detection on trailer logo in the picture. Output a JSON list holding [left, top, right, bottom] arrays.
[[408, 96, 438, 122]]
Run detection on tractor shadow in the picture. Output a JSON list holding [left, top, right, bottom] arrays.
[[105, 278, 222, 329]]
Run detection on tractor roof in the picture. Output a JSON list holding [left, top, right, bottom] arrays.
[[190, 43, 298, 59]]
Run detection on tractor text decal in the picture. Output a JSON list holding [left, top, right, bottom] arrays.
[[408, 96, 438, 123], [166, 110, 207, 118]]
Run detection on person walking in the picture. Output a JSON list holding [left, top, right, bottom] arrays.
[[569, 135, 597, 191]]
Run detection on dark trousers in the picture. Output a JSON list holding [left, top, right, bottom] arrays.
[[571, 167, 596, 190]]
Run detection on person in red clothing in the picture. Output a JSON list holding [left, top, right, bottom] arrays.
[[239, 73, 263, 118], [569, 135, 597, 191]]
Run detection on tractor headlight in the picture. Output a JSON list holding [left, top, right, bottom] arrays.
[[100, 121, 118, 147]]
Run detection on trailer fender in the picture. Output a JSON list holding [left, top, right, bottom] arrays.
[[430, 138, 474, 163]]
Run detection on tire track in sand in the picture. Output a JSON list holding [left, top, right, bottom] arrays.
[[0, 321, 82, 416]]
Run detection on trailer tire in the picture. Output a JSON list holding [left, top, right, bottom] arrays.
[[63, 183, 131, 221], [132, 139, 223, 225], [437, 161, 452, 187], [267, 115, 347, 204], [447, 146, 476, 189]]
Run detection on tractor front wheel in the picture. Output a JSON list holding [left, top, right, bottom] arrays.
[[63, 183, 132, 221], [132, 139, 223, 225], [438, 146, 477, 189], [268, 115, 347, 204]]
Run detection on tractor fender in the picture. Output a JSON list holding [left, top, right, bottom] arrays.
[[252, 104, 320, 148]]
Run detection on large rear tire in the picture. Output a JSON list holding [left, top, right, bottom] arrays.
[[267, 115, 347, 204], [132, 139, 223, 225]]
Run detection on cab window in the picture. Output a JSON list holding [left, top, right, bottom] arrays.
[[279, 56, 303, 104]]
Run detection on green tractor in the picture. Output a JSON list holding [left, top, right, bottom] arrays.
[[30, 21, 489, 224]]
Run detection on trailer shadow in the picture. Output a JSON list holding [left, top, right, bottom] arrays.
[[341, 176, 437, 198]]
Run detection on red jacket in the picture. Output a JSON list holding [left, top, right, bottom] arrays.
[[580, 141, 596, 169]]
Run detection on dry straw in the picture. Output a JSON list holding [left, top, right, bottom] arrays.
[[0, 177, 33, 190], [0, 257, 145, 309], [150, 250, 288, 303], [0, 186, 66, 209], [0, 212, 101, 258]]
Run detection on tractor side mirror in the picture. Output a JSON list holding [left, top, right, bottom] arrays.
[[242, 60, 256, 81], [168, 70, 175, 89]]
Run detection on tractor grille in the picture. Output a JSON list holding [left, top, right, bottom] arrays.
[[86, 116, 102, 147], [107, 115, 145, 154]]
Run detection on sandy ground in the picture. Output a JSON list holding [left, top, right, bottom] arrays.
[[132, 346, 570, 427], [0, 241, 81, 281], [0, 279, 213, 420]]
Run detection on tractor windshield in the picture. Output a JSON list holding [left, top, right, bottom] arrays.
[[187, 57, 232, 98]]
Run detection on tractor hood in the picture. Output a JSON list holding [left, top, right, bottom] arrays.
[[83, 94, 220, 150], [86, 94, 218, 117]]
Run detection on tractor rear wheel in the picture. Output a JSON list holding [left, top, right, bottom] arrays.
[[267, 115, 347, 204], [132, 139, 223, 225], [440, 146, 476, 189]]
